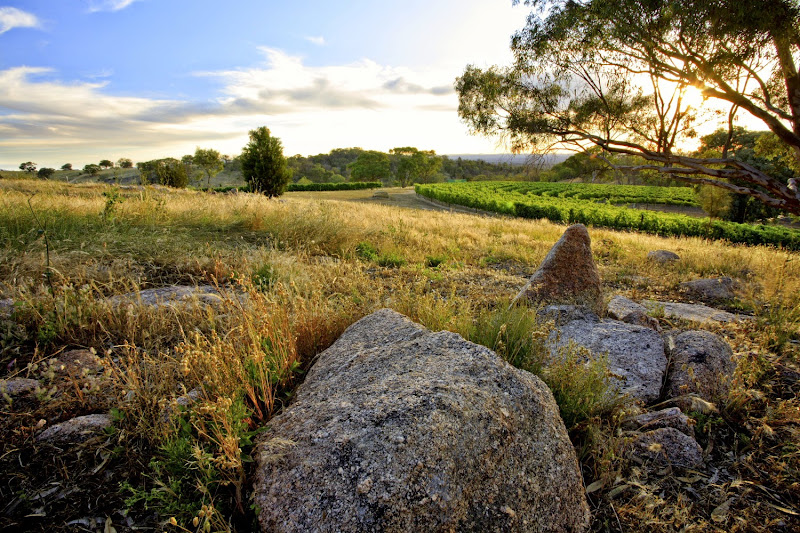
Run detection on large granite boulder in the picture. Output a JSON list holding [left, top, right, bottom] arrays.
[[512, 224, 603, 313], [549, 318, 667, 404], [253, 309, 589, 533], [665, 330, 736, 406]]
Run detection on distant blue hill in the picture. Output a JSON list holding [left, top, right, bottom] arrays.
[[444, 153, 570, 167]]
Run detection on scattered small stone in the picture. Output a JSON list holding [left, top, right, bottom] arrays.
[[160, 388, 203, 423], [625, 407, 695, 437], [680, 277, 739, 303], [631, 427, 703, 467], [37, 413, 112, 444], [0, 378, 40, 397], [647, 250, 680, 264], [666, 330, 736, 407], [512, 224, 603, 313]]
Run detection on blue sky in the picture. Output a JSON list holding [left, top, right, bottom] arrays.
[[0, 0, 531, 169]]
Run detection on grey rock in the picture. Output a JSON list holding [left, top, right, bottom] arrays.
[[512, 224, 603, 313], [0, 298, 13, 318], [625, 407, 694, 437], [680, 277, 739, 302], [48, 349, 104, 377], [666, 330, 735, 405], [108, 285, 222, 308], [607, 295, 648, 320], [37, 413, 112, 444], [160, 388, 203, 423], [254, 309, 589, 533], [372, 190, 389, 199], [631, 427, 703, 467], [642, 300, 748, 325], [622, 310, 662, 332], [647, 250, 680, 264], [0, 378, 40, 397], [549, 319, 667, 404], [537, 304, 600, 327], [608, 296, 661, 331]]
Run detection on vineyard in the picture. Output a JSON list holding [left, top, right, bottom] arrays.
[[416, 182, 800, 250]]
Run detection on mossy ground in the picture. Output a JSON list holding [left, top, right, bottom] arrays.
[[0, 179, 798, 531]]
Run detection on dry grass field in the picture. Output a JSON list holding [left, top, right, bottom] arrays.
[[1, 179, 798, 531]]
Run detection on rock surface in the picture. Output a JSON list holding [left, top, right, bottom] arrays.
[[37, 414, 112, 444], [254, 309, 590, 533], [108, 285, 222, 308], [607, 295, 648, 320], [680, 277, 738, 302], [0, 298, 13, 318], [647, 250, 680, 264], [625, 407, 694, 438], [537, 304, 600, 327], [0, 378, 40, 397], [512, 224, 603, 313], [607, 296, 661, 331], [631, 427, 703, 467], [666, 330, 736, 405], [549, 318, 667, 404], [642, 300, 747, 325]]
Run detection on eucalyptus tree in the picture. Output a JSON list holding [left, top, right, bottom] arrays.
[[456, 0, 800, 214]]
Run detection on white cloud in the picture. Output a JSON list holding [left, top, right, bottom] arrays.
[[0, 6, 40, 34], [305, 35, 325, 46], [87, 0, 140, 13], [0, 49, 506, 169]]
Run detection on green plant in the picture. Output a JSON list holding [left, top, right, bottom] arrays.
[[376, 252, 406, 268], [543, 342, 620, 429], [355, 241, 378, 261], [251, 264, 275, 292], [101, 188, 124, 224]]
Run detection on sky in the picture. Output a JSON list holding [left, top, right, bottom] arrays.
[[0, 0, 533, 169]]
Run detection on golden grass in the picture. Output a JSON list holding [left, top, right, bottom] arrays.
[[1, 178, 799, 531]]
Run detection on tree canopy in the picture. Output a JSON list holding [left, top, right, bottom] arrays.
[[19, 162, 36, 173], [194, 147, 224, 188], [240, 126, 290, 198], [348, 151, 392, 183], [456, 0, 800, 215]]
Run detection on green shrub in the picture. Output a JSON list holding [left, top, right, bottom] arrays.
[[376, 252, 406, 268], [355, 241, 378, 261], [287, 181, 381, 192]]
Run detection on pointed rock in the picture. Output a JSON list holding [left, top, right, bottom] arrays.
[[512, 224, 603, 313]]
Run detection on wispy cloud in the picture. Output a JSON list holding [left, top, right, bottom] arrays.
[[0, 6, 40, 34], [87, 0, 140, 13], [304, 35, 325, 46]]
